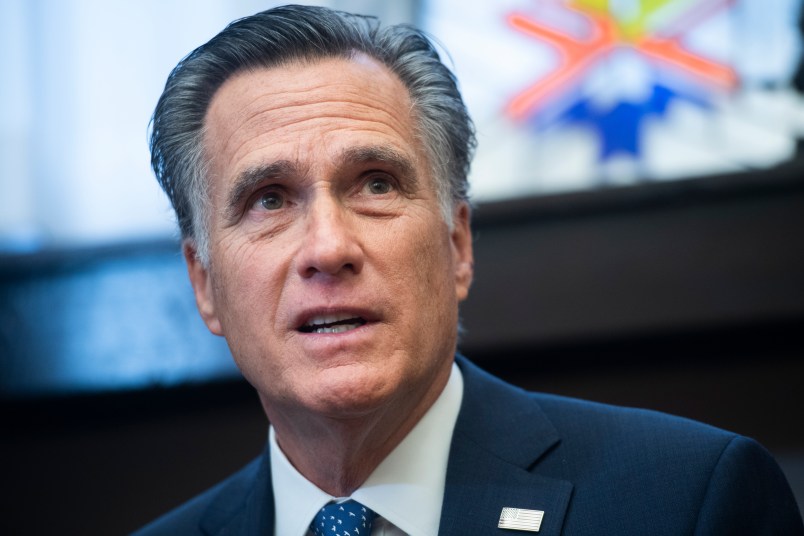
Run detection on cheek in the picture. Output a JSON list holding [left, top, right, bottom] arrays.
[[385, 216, 457, 314], [210, 240, 289, 333]]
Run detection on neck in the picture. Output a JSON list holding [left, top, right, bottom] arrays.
[[264, 364, 451, 496]]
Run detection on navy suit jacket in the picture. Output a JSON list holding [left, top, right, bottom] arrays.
[[134, 356, 803, 535]]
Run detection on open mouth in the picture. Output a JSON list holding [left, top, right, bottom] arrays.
[[298, 313, 368, 334]]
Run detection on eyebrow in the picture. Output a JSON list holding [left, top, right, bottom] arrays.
[[336, 145, 418, 185]]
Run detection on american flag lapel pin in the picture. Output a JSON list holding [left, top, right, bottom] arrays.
[[498, 507, 544, 532]]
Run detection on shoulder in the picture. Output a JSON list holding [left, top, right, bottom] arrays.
[[458, 354, 736, 454], [539, 395, 804, 533], [456, 357, 803, 533], [131, 457, 262, 536], [535, 388, 735, 452], [474, 366, 752, 483], [530, 390, 745, 492]]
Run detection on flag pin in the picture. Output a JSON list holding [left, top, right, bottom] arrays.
[[498, 507, 544, 532]]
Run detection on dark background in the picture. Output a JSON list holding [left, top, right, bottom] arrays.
[[2, 163, 803, 534]]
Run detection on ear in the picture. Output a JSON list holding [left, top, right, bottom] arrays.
[[183, 240, 224, 336], [451, 202, 474, 302]]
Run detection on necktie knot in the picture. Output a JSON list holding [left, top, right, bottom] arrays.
[[310, 499, 376, 536]]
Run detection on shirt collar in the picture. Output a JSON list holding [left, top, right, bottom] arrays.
[[271, 361, 464, 536]]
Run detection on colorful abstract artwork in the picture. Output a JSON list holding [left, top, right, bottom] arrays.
[[506, 0, 738, 160], [424, 0, 804, 200]]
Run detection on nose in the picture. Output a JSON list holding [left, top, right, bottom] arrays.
[[296, 194, 364, 279]]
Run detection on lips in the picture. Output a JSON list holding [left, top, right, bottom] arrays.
[[297, 312, 369, 334]]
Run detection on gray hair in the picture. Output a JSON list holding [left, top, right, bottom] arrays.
[[149, 4, 476, 264]]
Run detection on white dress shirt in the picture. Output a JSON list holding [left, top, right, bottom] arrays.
[[270, 362, 464, 536]]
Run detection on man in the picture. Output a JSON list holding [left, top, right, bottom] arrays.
[[136, 5, 803, 535]]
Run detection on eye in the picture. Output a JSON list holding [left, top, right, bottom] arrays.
[[365, 176, 394, 195], [257, 190, 284, 211]]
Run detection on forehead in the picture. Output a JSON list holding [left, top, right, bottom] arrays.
[[202, 55, 421, 181]]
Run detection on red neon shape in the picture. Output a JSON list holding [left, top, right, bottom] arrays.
[[507, 2, 738, 120], [506, 10, 619, 120]]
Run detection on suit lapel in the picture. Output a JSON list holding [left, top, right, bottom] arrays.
[[439, 357, 573, 535], [199, 445, 275, 536]]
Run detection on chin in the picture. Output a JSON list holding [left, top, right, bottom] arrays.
[[305, 392, 392, 421], [302, 369, 395, 418]]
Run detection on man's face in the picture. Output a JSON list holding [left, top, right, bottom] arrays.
[[187, 55, 473, 421]]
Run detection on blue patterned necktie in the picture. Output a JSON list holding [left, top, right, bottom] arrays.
[[310, 499, 377, 536]]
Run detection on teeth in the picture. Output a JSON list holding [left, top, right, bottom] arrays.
[[307, 313, 357, 326], [301, 313, 367, 334], [310, 323, 361, 334]]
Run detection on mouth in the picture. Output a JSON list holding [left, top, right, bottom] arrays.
[[297, 313, 368, 334]]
